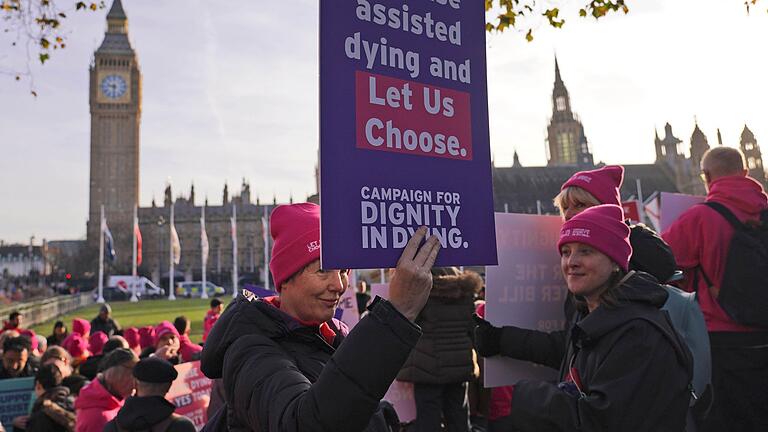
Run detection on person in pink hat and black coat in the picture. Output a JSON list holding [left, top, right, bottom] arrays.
[[555, 165, 678, 283], [201, 202, 440, 431], [474, 205, 693, 431]]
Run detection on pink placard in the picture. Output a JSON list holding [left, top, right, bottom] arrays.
[[166, 361, 212, 430], [366, 282, 417, 423], [660, 192, 705, 231], [355, 71, 473, 161], [484, 213, 566, 387]]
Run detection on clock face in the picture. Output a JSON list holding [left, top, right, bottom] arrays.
[[100, 75, 127, 99]]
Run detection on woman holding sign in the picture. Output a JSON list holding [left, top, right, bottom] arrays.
[[474, 205, 692, 431]]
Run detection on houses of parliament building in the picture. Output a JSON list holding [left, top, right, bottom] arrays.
[[83, 0, 765, 285]]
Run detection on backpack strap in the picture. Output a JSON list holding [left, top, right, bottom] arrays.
[[639, 313, 697, 402], [693, 259, 721, 299], [702, 201, 745, 231], [694, 201, 746, 300]]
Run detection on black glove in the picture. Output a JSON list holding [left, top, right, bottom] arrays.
[[473, 313, 502, 357]]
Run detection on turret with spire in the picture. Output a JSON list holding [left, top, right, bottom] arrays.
[[689, 121, 710, 172], [164, 183, 172, 207], [551, 56, 572, 121], [190, 183, 196, 205], [240, 178, 251, 205], [655, 123, 682, 165], [740, 124, 766, 184], [97, 0, 134, 55], [512, 150, 522, 168]]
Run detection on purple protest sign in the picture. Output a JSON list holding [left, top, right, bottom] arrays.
[[485, 213, 566, 387], [320, 0, 496, 269], [660, 192, 704, 231]]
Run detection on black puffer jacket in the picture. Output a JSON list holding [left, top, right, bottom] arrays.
[[500, 272, 693, 432], [200, 292, 421, 432], [397, 271, 481, 384]]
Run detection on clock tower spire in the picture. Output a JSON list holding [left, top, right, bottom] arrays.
[[546, 57, 593, 167], [87, 0, 142, 268]]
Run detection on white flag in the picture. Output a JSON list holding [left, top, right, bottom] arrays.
[[262, 215, 270, 290], [231, 205, 239, 298], [201, 217, 209, 267], [231, 214, 237, 244], [170, 224, 181, 265]]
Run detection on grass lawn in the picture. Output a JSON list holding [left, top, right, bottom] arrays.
[[30, 298, 224, 344]]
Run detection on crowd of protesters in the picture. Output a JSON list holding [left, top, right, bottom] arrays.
[[0, 298, 224, 432], [2, 146, 766, 432]]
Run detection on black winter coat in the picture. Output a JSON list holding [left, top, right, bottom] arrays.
[[103, 396, 196, 432], [500, 272, 693, 432], [200, 293, 422, 432], [90, 316, 121, 337], [397, 271, 481, 384]]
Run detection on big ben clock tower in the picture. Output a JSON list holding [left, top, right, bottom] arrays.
[[86, 0, 141, 266]]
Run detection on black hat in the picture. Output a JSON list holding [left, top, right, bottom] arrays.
[[133, 357, 178, 383], [628, 223, 677, 283]]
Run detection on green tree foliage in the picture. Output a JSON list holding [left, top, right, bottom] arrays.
[[1, 0, 104, 91]]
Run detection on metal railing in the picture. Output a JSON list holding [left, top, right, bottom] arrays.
[[0, 293, 94, 328]]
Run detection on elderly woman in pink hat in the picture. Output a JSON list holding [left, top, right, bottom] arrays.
[[475, 205, 693, 431]]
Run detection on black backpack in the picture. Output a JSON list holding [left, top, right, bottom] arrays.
[[697, 201, 768, 328]]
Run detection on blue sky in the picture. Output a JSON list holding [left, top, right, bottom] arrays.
[[1, 0, 766, 244]]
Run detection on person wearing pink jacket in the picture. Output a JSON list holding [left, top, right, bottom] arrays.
[[202, 298, 223, 342], [173, 315, 202, 362], [663, 146, 768, 431], [75, 348, 137, 432]]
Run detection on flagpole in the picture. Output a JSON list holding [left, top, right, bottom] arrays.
[[130, 205, 139, 302], [201, 206, 209, 300], [232, 204, 238, 298], [168, 203, 176, 301], [263, 209, 270, 291], [635, 178, 646, 223], [97, 205, 105, 304]]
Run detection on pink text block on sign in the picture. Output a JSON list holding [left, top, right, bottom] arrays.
[[356, 71, 472, 161]]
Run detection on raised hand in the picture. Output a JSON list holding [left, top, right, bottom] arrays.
[[389, 226, 441, 322], [154, 337, 180, 360]]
